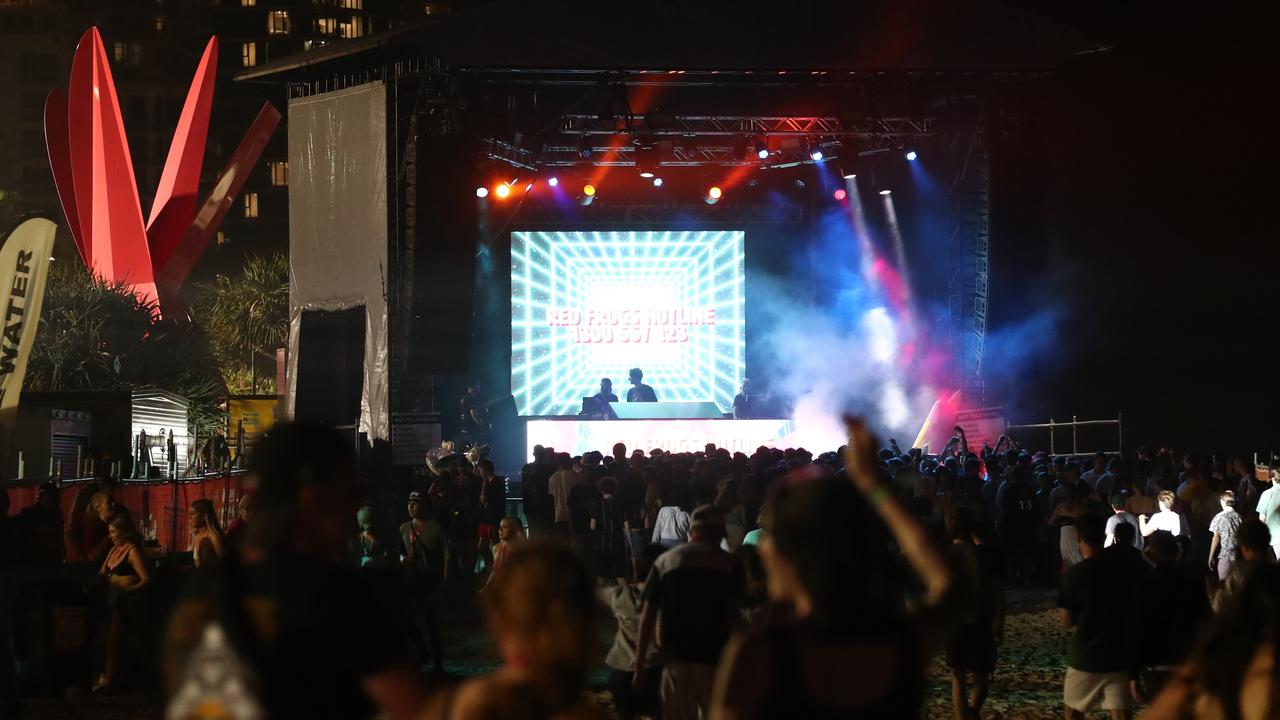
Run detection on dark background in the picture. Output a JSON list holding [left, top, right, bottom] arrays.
[[989, 3, 1277, 453]]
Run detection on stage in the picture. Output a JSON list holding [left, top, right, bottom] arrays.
[[526, 417, 798, 457]]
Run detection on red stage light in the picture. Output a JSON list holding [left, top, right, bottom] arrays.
[[833, 188, 847, 201], [708, 186, 722, 199], [494, 183, 511, 199]]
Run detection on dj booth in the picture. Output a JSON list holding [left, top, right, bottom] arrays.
[[526, 401, 797, 456]]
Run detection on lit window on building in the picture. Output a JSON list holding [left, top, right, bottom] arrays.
[[112, 41, 143, 66], [241, 0, 256, 6], [242, 42, 257, 67], [216, 231, 228, 246], [155, 16, 165, 31], [315, 17, 337, 35], [339, 0, 364, 9], [339, 15, 365, 38], [243, 193, 259, 218], [267, 10, 290, 34], [269, 161, 288, 187]]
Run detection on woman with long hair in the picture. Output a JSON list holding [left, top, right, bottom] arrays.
[[188, 499, 227, 568], [96, 514, 150, 692], [709, 418, 953, 719], [431, 541, 607, 719], [1142, 563, 1279, 720]]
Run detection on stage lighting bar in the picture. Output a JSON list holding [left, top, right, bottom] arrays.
[[560, 114, 934, 137]]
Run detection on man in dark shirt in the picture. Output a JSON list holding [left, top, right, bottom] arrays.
[[459, 381, 487, 442], [16, 482, 63, 565], [634, 505, 737, 720], [1058, 513, 1149, 719], [594, 378, 619, 405], [626, 368, 657, 403], [732, 379, 754, 419], [520, 446, 554, 537]]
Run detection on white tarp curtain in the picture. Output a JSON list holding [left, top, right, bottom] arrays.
[[286, 82, 389, 439]]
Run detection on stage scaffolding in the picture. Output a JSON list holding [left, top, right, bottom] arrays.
[[947, 104, 991, 403]]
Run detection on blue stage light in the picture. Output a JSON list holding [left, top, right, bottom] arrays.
[[652, 177, 664, 187], [905, 150, 918, 161], [547, 176, 559, 187], [475, 187, 489, 198]]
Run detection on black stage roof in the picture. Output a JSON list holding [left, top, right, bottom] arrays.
[[237, 0, 1097, 81]]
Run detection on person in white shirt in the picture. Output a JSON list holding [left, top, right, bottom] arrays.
[[1104, 494, 1143, 550], [651, 484, 692, 548], [1256, 466, 1280, 560], [1139, 490, 1187, 538]]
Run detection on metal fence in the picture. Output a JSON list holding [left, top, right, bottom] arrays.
[[1004, 414, 1123, 457]]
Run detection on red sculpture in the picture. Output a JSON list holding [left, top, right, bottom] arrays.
[[44, 28, 281, 316]]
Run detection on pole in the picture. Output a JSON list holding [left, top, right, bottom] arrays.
[[1072, 416, 1078, 456]]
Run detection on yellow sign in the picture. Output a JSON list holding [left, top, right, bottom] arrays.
[[228, 397, 277, 458]]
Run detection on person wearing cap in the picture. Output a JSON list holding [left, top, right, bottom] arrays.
[[633, 504, 737, 720], [1105, 493, 1144, 550], [401, 489, 448, 674]]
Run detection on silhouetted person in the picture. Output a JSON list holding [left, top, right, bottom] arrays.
[[626, 368, 657, 403]]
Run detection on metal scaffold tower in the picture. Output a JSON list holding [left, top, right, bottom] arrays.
[[948, 114, 990, 403]]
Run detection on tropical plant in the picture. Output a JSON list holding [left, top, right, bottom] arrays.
[[24, 261, 226, 435], [196, 252, 288, 395]]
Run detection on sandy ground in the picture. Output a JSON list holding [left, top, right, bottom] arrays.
[[922, 589, 1072, 720], [15, 585, 1079, 718]]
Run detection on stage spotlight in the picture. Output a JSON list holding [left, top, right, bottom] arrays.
[[810, 148, 824, 162], [755, 139, 769, 160], [494, 183, 511, 199], [547, 176, 559, 187], [905, 150, 918, 161], [704, 186, 722, 205], [583, 183, 596, 197], [879, 189, 891, 196], [794, 179, 806, 189], [635, 141, 659, 178], [475, 187, 489, 198], [652, 177, 664, 187], [578, 137, 592, 159], [833, 188, 847, 201], [838, 158, 856, 179]]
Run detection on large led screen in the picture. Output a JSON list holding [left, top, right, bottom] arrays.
[[512, 230, 745, 417]]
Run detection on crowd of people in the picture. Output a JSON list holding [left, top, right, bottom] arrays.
[[2, 419, 1280, 719]]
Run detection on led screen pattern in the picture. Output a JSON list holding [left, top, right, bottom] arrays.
[[512, 230, 745, 417]]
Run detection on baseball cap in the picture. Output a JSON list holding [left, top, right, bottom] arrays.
[[408, 490, 424, 502], [1109, 493, 1127, 507]]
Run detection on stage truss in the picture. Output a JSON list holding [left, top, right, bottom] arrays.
[[483, 113, 935, 171]]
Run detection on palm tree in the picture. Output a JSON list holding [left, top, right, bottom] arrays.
[[197, 252, 288, 395]]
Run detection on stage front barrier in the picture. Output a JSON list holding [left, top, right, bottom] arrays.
[[527, 418, 798, 457]]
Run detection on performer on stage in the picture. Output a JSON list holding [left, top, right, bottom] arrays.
[[626, 367, 657, 402], [594, 378, 619, 405], [733, 379, 755, 419]]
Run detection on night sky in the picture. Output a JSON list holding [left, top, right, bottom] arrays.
[[990, 3, 1277, 453]]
